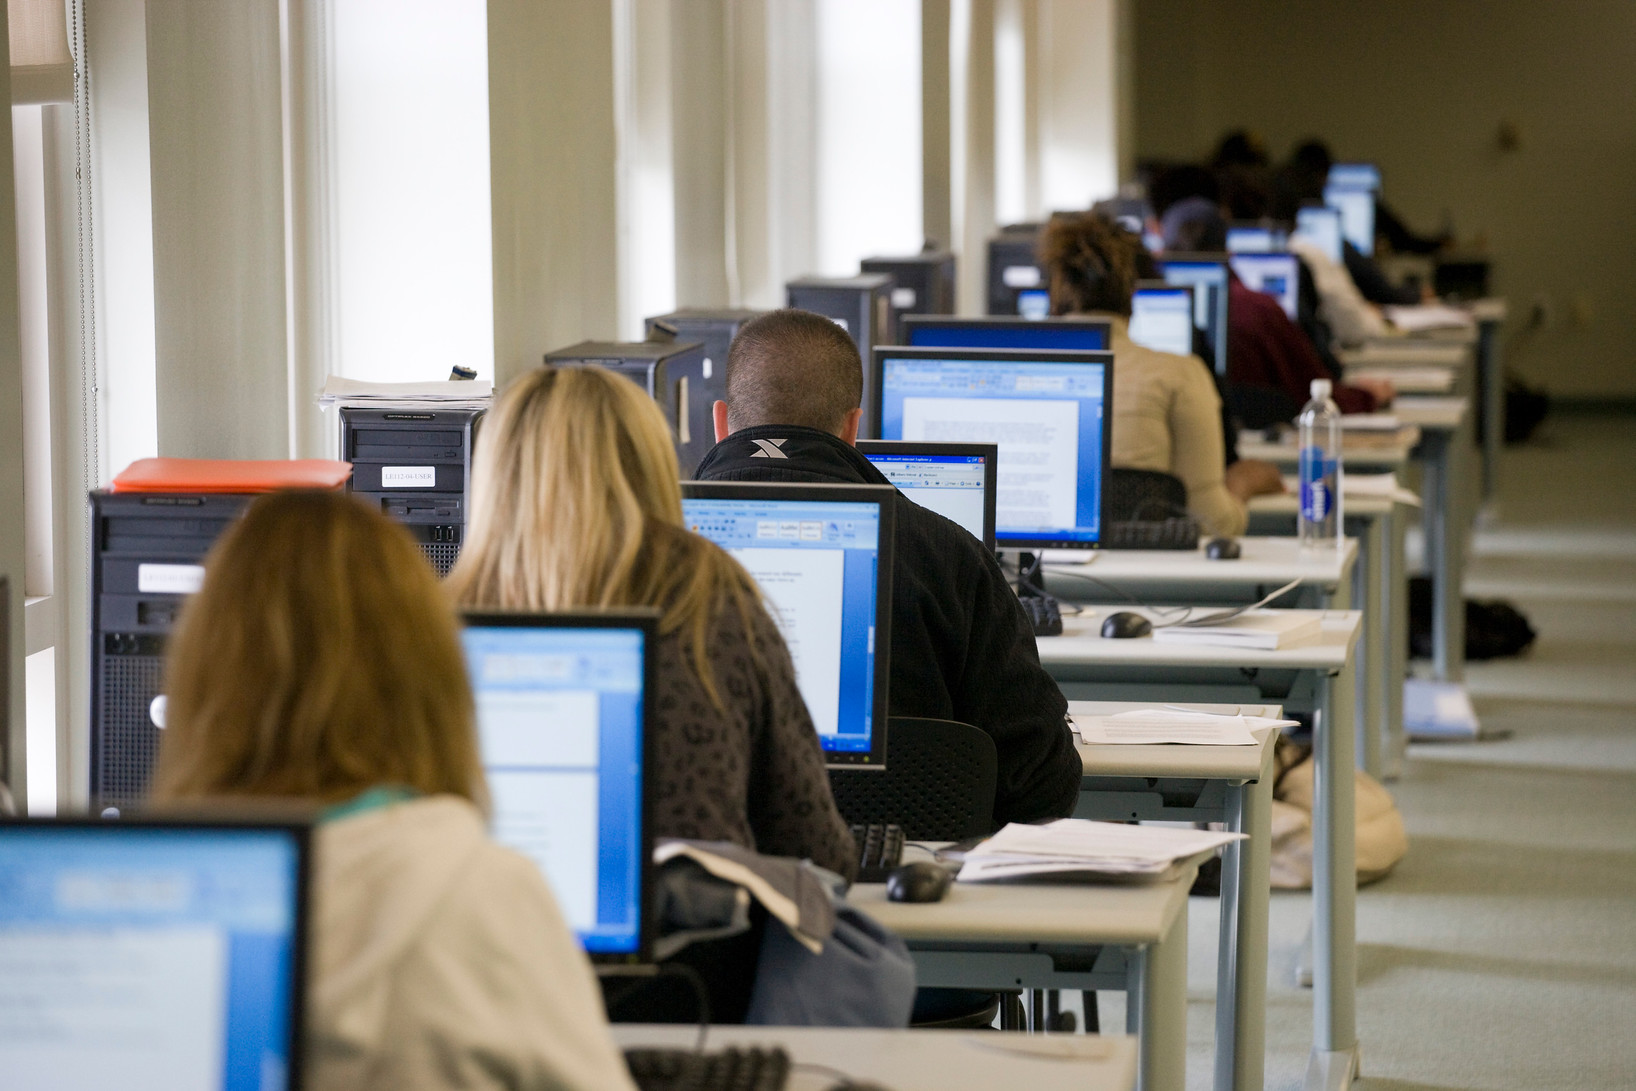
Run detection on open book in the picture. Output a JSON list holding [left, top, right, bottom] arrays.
[[956, 819, 1245, 883]]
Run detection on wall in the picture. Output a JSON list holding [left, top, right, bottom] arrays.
[[1133, 0, 1636, 399]]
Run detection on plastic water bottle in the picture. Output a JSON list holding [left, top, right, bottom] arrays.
[[1298, 379, 1341, 548]]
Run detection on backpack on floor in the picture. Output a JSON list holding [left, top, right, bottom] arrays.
[[1408, 577, 1537, 661], [1268, 739, 1407, 889]]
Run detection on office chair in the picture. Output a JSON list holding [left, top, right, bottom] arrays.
[[1105, 467, 1188, 522]]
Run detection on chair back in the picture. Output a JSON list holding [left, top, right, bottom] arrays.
[[1105, 467, 1187, 522], [828, 718, 997, 840]]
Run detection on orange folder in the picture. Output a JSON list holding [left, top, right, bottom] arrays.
[[109, 458, 353, 494]]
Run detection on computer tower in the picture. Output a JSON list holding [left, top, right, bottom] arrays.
[[785, 273, 895, 438], [543, 337, 711, 473], [643, 309, 763, 471], [341, 407, 483, 577], [985, 224, 1046, 316], [860, 251, 957, 323], [89, 490, 256, 812]]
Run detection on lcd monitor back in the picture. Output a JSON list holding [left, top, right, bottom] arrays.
[[1156, 253, 1231, 375], [460, 610, 657, 963], [680, 482, 894, 768], [902, 315, 1111, 352], [1229, 252, 1301, 320], [856, 440, 998, 550], [0, 817, 310, 1089], [872, 346, 1112, 550], [1129, 283, 1197, 357]]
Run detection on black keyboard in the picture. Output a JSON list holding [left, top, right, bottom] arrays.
[[850, 822, 906, 882], [1102, 517, 1201, 550], [624, 1045, 790, 1091], [1019, 594, 1063, 637]]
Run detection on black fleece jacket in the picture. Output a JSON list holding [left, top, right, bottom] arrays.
[[694, 424, 1081, 827]]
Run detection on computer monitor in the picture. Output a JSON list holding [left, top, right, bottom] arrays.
[[1129, 282, 1197, 357], [0, 817, 310, 1089], [902, 315, 1111, 352], [679, 482, 893, 769], [1324, 184, 1376, 256], [1294, 204, 1345, 264], [1327, 162, 1381, 192], [460, 611, 657, 962], [1229, 252, 1301, 320], [855, 440, 997, 550], [1225, 223, 1283, 253], [1156, 253, 1231, 375], [872, 346, 1112, 550], [1016, 288, 1051, 320]]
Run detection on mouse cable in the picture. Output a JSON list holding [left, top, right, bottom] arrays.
[[790, 1060, 874, 1090], [1009, 560, 1192, 624]]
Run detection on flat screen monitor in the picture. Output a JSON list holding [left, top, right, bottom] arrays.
[[855, 440, 997, 550], [1327, 162, 1381, 192], [680, 482, 893, 769], [1294, 205, 1344, 264], [872, 346, 1111, 550], [1129, 283, 1198, 357], [1324, 184, 1376, 256], [903, 315, 1111, 352], [1016, 288, 1051, 320], [1226, 223, 1283, 253], [460, 611, 657, 962], [1229, 252, 1301, 320], [1156, 253, 1231, 375], [0, 817, 310, 1090]]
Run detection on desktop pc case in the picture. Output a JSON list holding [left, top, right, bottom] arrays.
[[543, 337, 711, 474], [860, 250, 957, 321], [89, 490, 256, 812], [985, 224, 1045, 316], [643, 309, 763, 471], [785, 273, 895, 437], [341, 406, 483, 576]]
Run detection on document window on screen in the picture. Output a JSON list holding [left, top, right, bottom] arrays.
[[862, 453, 988, 543], [1157, 258, 1230, 373], [1230, 254, 1301, 320], [463, 625, 646, 956], [1130, 287, 1196, 357]]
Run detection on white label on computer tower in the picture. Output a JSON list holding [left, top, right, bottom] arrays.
[[891, 287, 917, 309], [137, 564, 205, 595], [1002, 264, 1042, 288], [381, 466, 437, 488]]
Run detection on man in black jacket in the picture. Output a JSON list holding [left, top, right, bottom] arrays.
[[693, 308, 1080, 827]]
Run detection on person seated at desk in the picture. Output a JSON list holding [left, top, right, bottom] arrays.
[[693, 308, 1081, 828], [149, 490, 637, 1091], [1040, 211, 1280, 535], [447, 364, 855, 880], [1161, 196, 1392, 422]]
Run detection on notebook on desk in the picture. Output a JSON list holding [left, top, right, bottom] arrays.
[[1152, 610, 1321, 650]]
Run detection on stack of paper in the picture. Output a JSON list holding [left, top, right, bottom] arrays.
[[1383, 303, 1476, 333], [1279, 472, 1421, 507], [1152, 609, 1321, 650], [1340, 413, 1403, 431], [1074, 708, 1294, 746], [957, 819, 1245, 883], [1346, 365, 1456, 393], [318, 376, 493, 411]]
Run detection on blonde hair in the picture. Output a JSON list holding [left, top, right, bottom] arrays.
[[150, 490, 486, 809], [446, 365, 757, 704]]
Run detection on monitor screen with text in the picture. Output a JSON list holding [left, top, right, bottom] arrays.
[[1230, 252, 1301, 320], [873, 347, 1111, 549], [1156, 255, 1231, 375], [1295, 205, 1344, 264], [1226, 224, 1283, 253], [680, 483, 893, 768], [1130, 285, 1197, 357], [904, 315, 1110, 352], [1324, 185, 1376, 256], [0, 820, 308, 1091], [461, 614, 653, 961], [857, 441, 997, 549]]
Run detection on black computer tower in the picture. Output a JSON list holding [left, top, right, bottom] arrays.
[[785, 274, 895, 438], [543, 337, 711, 473], [89, 490, 256, 812], [985, 224, 1046, 316], [643, 309, 763, 471], [341, 407, 483, 577], [860, 251, 957, 323]]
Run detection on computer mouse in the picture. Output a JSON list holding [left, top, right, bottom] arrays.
[[885, 861, 954, 903], [1100, 611, 1153, 639], [1205, 537, 1242, 560]]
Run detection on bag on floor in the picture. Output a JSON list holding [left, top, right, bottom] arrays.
[[1408, 576, 1537, 661], [1268, 740, 1408, 889]]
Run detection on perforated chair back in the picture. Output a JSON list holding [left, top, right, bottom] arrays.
[[828, 718, 997, 840], [1106, 467, 1188, 522]]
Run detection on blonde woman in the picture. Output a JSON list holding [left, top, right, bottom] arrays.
[[151, 490, 636, 1091], [447, 365, 855, 882]]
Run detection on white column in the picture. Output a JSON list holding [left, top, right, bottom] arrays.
[[921, 0, 952, 250], [950, 0, 996, 315], [1, 14, 29, 806], [145, 0, 290, 459], [670, 0, 729, 310], [1034, 0, 1129, 211]]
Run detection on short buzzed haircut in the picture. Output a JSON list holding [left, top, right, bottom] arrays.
[[724, 308, 864, 435]]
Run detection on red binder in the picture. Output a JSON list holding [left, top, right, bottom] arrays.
[[109, 458, 353, 494]]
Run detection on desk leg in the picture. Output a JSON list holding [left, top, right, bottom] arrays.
[[1422, 432, 1464, 683], [1216, 776, 1270, 1091], [1307, 664, 1359, 1090], [1131, 901, 1188, 1091], [1385, 506, 1408, 778], [1479, 317, 1504, 504], [1352, 518, 1382, 778]]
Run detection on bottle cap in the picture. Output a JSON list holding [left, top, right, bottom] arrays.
[[1311, 379, 1332, 399]]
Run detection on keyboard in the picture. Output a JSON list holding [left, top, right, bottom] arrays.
[[1018, 594, 1063, 637], [1101, 517, 1201, 551], [625, 1046, 790, 1091], [850, 822, 906, 882]]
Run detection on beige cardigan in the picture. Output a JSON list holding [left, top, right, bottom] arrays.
[[1107, 317, 1247, 537]]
